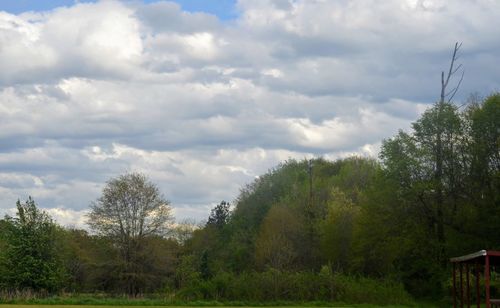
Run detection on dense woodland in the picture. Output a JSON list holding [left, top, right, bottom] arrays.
[[0, 94, 499, 304]]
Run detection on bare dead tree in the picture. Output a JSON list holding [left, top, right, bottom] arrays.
[[440, 42, 464, 104], [434, 43, 464, 262]]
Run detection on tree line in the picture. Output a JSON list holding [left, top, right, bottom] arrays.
[[0, 93, 498, 303]]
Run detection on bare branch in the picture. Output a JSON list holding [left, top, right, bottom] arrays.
[[452, 63, 463, 75], [447, 70, 465, 103], [440, 42, 464, 104]]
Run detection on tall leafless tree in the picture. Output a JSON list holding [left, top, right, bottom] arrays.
[[435, 42, 464, 259], [440, 42, 464, 104]]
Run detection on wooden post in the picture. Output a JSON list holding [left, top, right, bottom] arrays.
[[460, 263, 464, 308], [485, 255, 490, 308], [453, 262, 457, 308], [466, 263, 470, 308], [476, 262, 480, 308]]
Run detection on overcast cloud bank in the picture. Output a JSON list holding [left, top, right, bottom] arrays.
[[1, 0, 499, 227]]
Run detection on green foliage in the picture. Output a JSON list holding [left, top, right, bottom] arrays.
[[320, 188, 359, 272], [465, 93, 500, 241], [87, 173, 176, 295], [177, 255, 202, 287], [377, 95, 500, 296], [207, 201, 231, 230], [224, 158, 361, 272], [180, 93, 499, 303], [57, 223, 123, 293], [0, 197, 65, 292], [255, 206, 304, 270], [332, 273, 412, 305], [174, 269, 413, 305], [1, 94, 497, 305]]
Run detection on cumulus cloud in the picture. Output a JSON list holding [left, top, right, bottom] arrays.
[[1, 0, 499, 226]]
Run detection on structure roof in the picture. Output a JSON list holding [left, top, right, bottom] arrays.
[[450, 250, 500, 265]]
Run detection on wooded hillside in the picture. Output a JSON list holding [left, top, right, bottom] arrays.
[[0, 94, 498, 303]]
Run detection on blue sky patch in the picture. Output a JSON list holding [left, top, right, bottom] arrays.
[[0, 0, 238, 20]]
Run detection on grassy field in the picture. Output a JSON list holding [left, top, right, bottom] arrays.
[[0, 304, 441, 308], [0, 306, 432, 308], [0, 295, 442, 308]]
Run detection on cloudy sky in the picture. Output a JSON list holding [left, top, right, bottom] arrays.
[[1, 0, 499, 227]]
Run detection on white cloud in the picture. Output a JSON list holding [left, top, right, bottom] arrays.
[[1, 0, 499, 223], [45, 207, 89, 229]]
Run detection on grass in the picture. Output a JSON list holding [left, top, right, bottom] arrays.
[[0, 305, 436, 308], [0, 293, 443, 307], [0, 298, 443, 308]]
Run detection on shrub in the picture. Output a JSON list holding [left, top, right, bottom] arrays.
[[174, 267, 414, 305]]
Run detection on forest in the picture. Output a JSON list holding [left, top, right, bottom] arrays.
[[0, 93, 499, 305]]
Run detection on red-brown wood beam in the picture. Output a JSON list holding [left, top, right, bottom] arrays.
[[476, 262, 480, 308], [485, 255, 490, 308], [454, 262, 457, 308], [466, 263, 470, 308], [461, 263, 464, 308]]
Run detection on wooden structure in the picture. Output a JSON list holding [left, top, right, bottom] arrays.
[[450, 250, 500, 308]]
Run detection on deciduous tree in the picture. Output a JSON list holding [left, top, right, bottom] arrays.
[[0, 197, 65, 292], [87, 172, 173, 295]]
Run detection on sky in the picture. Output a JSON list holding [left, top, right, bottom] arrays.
[[0, 0, 238, 19], [0, 0, 499, 228]]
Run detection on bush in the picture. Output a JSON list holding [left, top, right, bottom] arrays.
[[174, 267, 414, 305], [333, 274, 412, 305]]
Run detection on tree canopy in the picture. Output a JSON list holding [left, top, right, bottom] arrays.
[[0, 94, 498, 303], [87, 172, 174, 295], [0, 197, 64, 292]]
